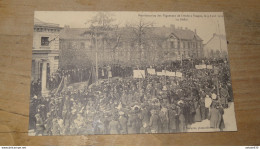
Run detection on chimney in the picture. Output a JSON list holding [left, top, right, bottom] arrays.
[[64, 25, 70, 33], [64, 25, 70, 29]]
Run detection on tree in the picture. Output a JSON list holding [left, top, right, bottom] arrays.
[[128, 18, 154, 65], [85, 12, 121, 65]]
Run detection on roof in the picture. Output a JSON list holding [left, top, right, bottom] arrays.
[[204, 33, 227, 51], [34, 18, 60, 28], [171, 29, 202, 41], [60, 28, 90, 40], [205, 34, 226, 45]]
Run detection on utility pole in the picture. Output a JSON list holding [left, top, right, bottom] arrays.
[[95, 29, 99, 82], [214, 66, 220, 99]]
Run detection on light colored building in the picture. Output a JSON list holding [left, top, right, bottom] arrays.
[[58, 25, 204, 68], [31, 18, 62, 96], [166, 26, 203, 61], [203, 33, 228, 58]]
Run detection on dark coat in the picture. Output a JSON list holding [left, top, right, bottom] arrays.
[[209, 107, 221, 128], [168, 108, 177, 130]]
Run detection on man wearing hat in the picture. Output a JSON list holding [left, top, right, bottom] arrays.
[[119, 112, 128, 134], [140, 103, 151, 126], [35, 113, 45, 136], [168, 105, 178, 133], [109, 115, 120, 134], [140, 123, 151, 134], [220, 85, 229, 108], [159, 107, 169, 133], [149, 110, 160, 133]]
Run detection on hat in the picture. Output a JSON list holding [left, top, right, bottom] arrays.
[[177, 100, 184, 105], [161, 107, 167, 112], [119, 111, 124, 115], [171, 104, 176, 110], [212, 93, 217, 100], [151, 110, 157, 114], [35, 113, 40, 118]]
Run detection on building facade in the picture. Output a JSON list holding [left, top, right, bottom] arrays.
[[31, 18, 62, 96], [59, 25, 204, 69], [203, 33, 228, 59]]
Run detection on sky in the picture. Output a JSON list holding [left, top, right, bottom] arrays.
[[35, 11, 227, 44]]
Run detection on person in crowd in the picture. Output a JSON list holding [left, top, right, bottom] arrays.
[[217, 104, 225, 131], [177, 102, 186, 132], [149, 110, 160, 133], [168, 105, 177, 133], [208, 104, 221, 129], [194, 99, 202, 122], [204, 95, 212, 118], [35, 113, 45, 136], [109, 115, 120, 134], [119, 112, 128, 134]]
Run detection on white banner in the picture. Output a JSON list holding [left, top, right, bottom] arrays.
[[156, 72, 165, 76], [176, 72, 182, 77], [207, 65, 213, 69], [196, 64, 207, 69], [201, 64, 207, 69], [195, 65, 202, 69], [147, 68, 156, 75], [133, 70, 145, 78], [166, 71, 176, 77]]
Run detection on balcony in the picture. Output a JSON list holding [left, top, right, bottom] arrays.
[[40, 46, 51, 50]]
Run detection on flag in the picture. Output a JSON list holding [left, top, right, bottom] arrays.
[[87, 66, 96, 88], [55, 76, 65, 95]]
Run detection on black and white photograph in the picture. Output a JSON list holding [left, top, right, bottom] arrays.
[[28, 11, 237, 136]]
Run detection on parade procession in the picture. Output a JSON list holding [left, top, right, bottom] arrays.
[[29, 12, 237, 136]]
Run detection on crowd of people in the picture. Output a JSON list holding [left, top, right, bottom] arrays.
[[29, 58, 233, 135]]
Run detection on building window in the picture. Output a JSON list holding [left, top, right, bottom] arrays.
[[41, 37, 49, 46], [54, 56, 59, 60], [68, 42, 72, 49], [170, 41, 174, 49]]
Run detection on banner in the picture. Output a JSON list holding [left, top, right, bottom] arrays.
[[195, 64, 207, 69], [147, 68, 156, 75], [201, 64, 207, 69], [166, 71, 176, 77], [156, 70, 167, 76], [133, 70, 145, 78], [195, 65, 202, 69], [156, 72, 165, 76], [176, 72, 182, 77], [206, 65, 213, 69]]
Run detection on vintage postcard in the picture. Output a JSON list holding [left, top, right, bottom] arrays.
[[29, 11, 237, 136]]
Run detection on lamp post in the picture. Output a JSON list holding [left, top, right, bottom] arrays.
[[213, 66, 220, 99], [95, 29, 98, 82]]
